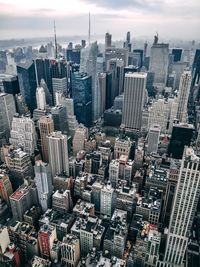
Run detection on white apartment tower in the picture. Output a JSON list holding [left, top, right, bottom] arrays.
[[34, 161, 53, 213], [163, 147, 200, 266], [100, 183, 114, 217], [122, 72, 147, 131], [9, 115, 37, 155], [47, 131, 69, 176], [36, 86, 46, 110], [177, 70, 192, 123]]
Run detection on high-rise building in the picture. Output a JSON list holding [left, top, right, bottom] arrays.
[[73, 125, 88, 155], [9, 115, 37, 155], [0, 74, 20, 95], [109, 160, 119, 188], [10, 179, 38, 221], [52, 77, 67, 103], [40, 79, 53, 107], [105, 47, 128, 69], [163, 147, 200, 266], [97, 73, 106, 117], [35, 58, 52, 94], [34, 161, 53, 213], [0, 226, 10, 254], [0, 93, 16, 144], [51, 105, 68, 134], [61, 234, 80, 267], [17, 61, 37, 112], [39, 115, 54, 162], [100, 182, 114, 217], [177, 70, 192, 122], [149, 43, 169, 91], [36, 86, 46, 110], [172, 48, 182, 62], [0, 171, 13, 204], [71, 72, 92, 127], [122, 72, 147, 131], [105, 32, 112, 49], [52, 190, 72, 213], [147, 124, 161, 154], [168, 123, 194, 159], [80, 42, 98, 120], [38, 224, 57, 259], [47, 131, 69, 176]]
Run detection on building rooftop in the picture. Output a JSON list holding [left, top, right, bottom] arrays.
[[10, 181, 35, 201]]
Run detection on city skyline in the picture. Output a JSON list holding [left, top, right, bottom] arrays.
[[0, 0, 200, 40]]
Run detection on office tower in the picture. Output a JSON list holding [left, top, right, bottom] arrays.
[[38, 224, 57, 259], [73, 125, 88, 155], [133, 49, 144, 68], [35, 58, 52, 93], [10, 179, 39, 221], [168, 123, 194, 159], [52, 77, 67, 103], [163, 147, 200, 266], [126, 31, 131, 43], [34, 161, 53, 213], [0, 171, 13, 203], [105, 32, 112, 48], [47, 131, 69, 176], [56, 94, 78, 137], [36, 86, 46, 110], [51, 105, 68, 134], [40, 79, 53, 107], [147, 124, 161, 154], [9, 115, 37, 155], [176, 70, 192, 122], [172, 48, 182, 62], [5, 148, 34, 190], [100, 182, 114, 216], [105, 47, 128, 69], [109, 160, 119, 188], [172, 62, 188, 89], [52, 190, 72, 213], [105, 72, 112, 109], [122, 72, 147, 131], [17, 61, 37, 112], [66, 47, 81, 64], [80, 42, 98, 120], [81, 40, 86, 48], [107, 58, 124, 101], [0, 93, 16, 144], [71, 72, 92, 127], [61, 234, 80, 267], [149, 42, 169, 91], [50, 59, 68, 79], [14, 94, 30, 116], [97, 72, 106, 117], [0, 74, 20, 95], [39, 115, 54, 162]]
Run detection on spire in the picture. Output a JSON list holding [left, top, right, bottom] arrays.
[[34, 60, 39, 87], [88, 12, 91, 45], [54, 20, 58, 59]]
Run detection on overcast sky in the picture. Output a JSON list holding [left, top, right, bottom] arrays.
[[0, 0, 199, 41]]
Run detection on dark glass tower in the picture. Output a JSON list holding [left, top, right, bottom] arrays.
[[0, 74, 20, 95], [71, 72, 92, 127], [172, 48, 182, 62], [17, 61, 37, 113], [168, 123, 194, 159], [35, 58, 52, 94]]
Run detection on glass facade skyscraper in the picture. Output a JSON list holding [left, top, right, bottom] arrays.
[[71, 72, 92, 127]]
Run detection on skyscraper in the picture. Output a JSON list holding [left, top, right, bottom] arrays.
[[47, 131, 69, 176], [0, 171, 13, 204], [34, 161, 53, 213], [163, 147, 200, 266], [17, 61, 37, 112], [36, 86, 46, 110], [177, 70, 192, 122], [73, 125, 88, 156], [71, 72, 92, 127], [0, 93, 16, 144], [149, 42, 169, 91], [147, 124, 161, 154], [80, 42, 98, 121], [39, 115, 54, 162], [0, 74, 20, 95], [10, 115, 37, 155], [105, 32, 112, 49], [122, 72, 147, 131], [51, 105, 68, 134], [172, 48, 182, 62]]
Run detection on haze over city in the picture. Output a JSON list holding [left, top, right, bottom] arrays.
[[0, 0, 200, 40]]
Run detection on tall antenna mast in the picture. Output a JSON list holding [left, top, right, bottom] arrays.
[[54, 20, 58, 59], [88, 12, 91, 45]]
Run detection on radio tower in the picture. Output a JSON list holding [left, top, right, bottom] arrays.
[[54, 20, 58, 59]]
